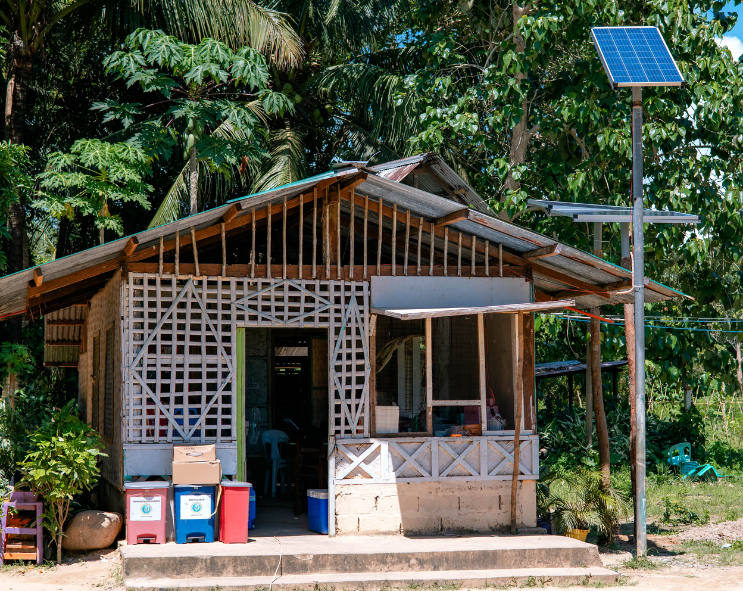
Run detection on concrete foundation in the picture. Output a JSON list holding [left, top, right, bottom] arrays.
[[335, 480, 537, 535]]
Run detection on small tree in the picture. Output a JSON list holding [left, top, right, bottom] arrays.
[[21, 401, 106, 563]]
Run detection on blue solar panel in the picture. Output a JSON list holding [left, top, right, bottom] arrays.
[[591, 27, 684, 88]]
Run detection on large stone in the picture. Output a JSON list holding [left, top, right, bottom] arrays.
[[62, 510, 123, 550]]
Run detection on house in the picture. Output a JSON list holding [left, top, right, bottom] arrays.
[[0, 153, 683, 536]]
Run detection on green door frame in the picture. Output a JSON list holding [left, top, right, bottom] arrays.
[[236, 327, 246, 481]]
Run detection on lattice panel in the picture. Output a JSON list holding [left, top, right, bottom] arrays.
[[333, 436, 539, 483], [123, 274, 370, 443]]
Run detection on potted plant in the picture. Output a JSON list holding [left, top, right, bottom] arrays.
[[545, 470, 629, 543]]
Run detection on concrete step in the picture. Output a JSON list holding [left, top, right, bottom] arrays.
[[125, 566, 620, 590], [121, 535, 603, 580]]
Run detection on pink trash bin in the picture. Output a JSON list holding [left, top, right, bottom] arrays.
[[124, 482, 169, 544]]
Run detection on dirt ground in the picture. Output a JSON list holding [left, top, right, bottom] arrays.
[[4, 527, 743, 591]]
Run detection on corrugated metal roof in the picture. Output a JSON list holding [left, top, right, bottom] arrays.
[[0, 154, 687, 317]]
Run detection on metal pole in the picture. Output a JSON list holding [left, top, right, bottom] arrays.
[[631, 86, 647, 557]]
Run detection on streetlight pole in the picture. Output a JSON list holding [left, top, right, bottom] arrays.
[[631, 86, 647, 556]]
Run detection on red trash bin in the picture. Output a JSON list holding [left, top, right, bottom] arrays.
[[219, 482, 251, 543], [124, 481, 169, 544]]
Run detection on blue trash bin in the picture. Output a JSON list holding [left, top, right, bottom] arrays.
[[174, 485, 216, 543], [249, 489, 256, 529], [307, 489, 328, 535]]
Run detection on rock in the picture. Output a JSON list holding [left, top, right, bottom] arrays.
[[62, 510, 122, 551]]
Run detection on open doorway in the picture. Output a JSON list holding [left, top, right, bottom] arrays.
[[241, 327, 328, 527]]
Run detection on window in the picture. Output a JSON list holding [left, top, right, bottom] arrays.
[[104, 326, 114, 440], [92, 334, 100, 431]]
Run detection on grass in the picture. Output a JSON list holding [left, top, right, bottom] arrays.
[[619, 556, 658, 570], [676, 540, 743, 566]]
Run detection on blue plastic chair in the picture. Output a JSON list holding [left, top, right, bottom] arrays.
[[262, 430, 289, 497]]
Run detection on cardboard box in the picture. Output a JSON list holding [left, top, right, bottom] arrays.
[[172, 444, 221, 485], [172, 459, 221, 485], [173, 444, 216, 463]]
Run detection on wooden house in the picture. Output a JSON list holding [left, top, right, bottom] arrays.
[[0, 153, 683, 535]]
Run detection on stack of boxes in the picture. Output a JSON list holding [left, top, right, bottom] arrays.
[[172, 444, 221, 544]]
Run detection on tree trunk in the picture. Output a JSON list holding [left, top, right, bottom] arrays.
[[3, 44, 34, 343], [502, 3, 535, 216], [591, 310, 611, 488], [189, 148, 198, 215]]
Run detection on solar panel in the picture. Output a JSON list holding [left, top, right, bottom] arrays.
[[591, 26, 684, 88]]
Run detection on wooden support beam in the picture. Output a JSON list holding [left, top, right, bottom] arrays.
[[158, 236, 164, 275], [282, 196, 287, 279], [435, 208, 470, 227], [174, 230, 180, 276], [33, 267, 43, 287], [221, 223, 226, 277], [190, 226, 199, 276], [403, 209, 410, 275], [299, 192, 304, 279], [377, 197, 383, 276], [122, 236, 139, 257], [267, 203, 272, 279], [222, 202, 242, 223], [425, 317, 433, 435], [363, 196, 369, 279], [391, 204, 397, 276], [511, 313, 525, 534], [350, 189, 355, 279], [523, 243, 563, 260], [312, 190, 317, 279]]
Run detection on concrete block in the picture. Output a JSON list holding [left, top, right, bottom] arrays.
[[335, 515, 359, 534], [417, 494, 458, 513], [375, 494, 404, 515], [358, 513, 402, 534], [400, 515, 442, 535], [335, 490, 378, 514]]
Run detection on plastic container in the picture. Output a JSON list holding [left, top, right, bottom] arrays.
[[307, 489, 329, 535], [124, 481, 169, 545], [174, 485, 216, 543], [249, 489, 256, 529], [219, 482, 251, 543]]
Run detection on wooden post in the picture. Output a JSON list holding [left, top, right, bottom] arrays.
[[478, 314, 486, 433], [190, 226, 199, 276], [417, 216, 423, 276], [328, 435, 336, 537], [404, 209, 410, 276], [336, 187, 341, 279], [523, 313, 535, 432], [471, 236, 477, 276], [425, 317, 433, 435], [392, 204, 397, 276], [457, 232, 462, 277], [377, 198, 383, 276], [363, 196, 369, 279], [592, 311, 610, 488], [267, 204, 272, 279], [282, 196, 287, 279], [299, 193, 304, 279], [485, 240, 489, 276], [350, 189, 355, 279], [174, 231, 179, 276], [510, 313, 525, 534], [158, 235, 163, 276], [429, 222, 435, 276], [369, 314, 377, 435], [312, 190, 318, 279], [250, 208, 256, 279], [444, 228, 449, 276], [499, 244, 503, 277], [221, 223, 226, 277], [324, 190, 330, 279]]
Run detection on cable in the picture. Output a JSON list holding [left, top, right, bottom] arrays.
[[268, 531, 284, 591]]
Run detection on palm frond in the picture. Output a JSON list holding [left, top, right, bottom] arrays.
[[132, 0, 304, 69], [251, 126, 307, 192]]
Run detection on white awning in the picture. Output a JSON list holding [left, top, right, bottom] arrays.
[[370, 299, 576, 320]]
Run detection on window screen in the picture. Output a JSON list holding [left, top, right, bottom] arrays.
[[104, 327, 114, 440]]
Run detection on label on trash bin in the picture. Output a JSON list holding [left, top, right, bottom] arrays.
[[130, 496, 162, 521], [180, 494, 211, 520]]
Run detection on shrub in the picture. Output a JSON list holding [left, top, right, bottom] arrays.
[[20, 401, 106, 563]]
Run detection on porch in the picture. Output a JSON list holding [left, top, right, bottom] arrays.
[[121, 506, 618, 590]]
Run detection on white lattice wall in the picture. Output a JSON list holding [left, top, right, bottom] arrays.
[[123, 273, 370, 444]]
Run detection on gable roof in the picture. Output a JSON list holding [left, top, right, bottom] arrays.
[[0, 155, 685, 319]]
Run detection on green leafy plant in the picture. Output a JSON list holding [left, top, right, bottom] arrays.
[[97, 28, 289, 225], [546, 470, 630, 541], [661, 497, 710, 527], [20, 402, 106, 563], [36, 139, 154, 242]]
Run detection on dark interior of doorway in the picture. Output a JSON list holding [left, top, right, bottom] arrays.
[[244, 328, 328, 519]]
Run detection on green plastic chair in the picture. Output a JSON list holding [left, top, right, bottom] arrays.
[[665, 442, 691, 468]]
